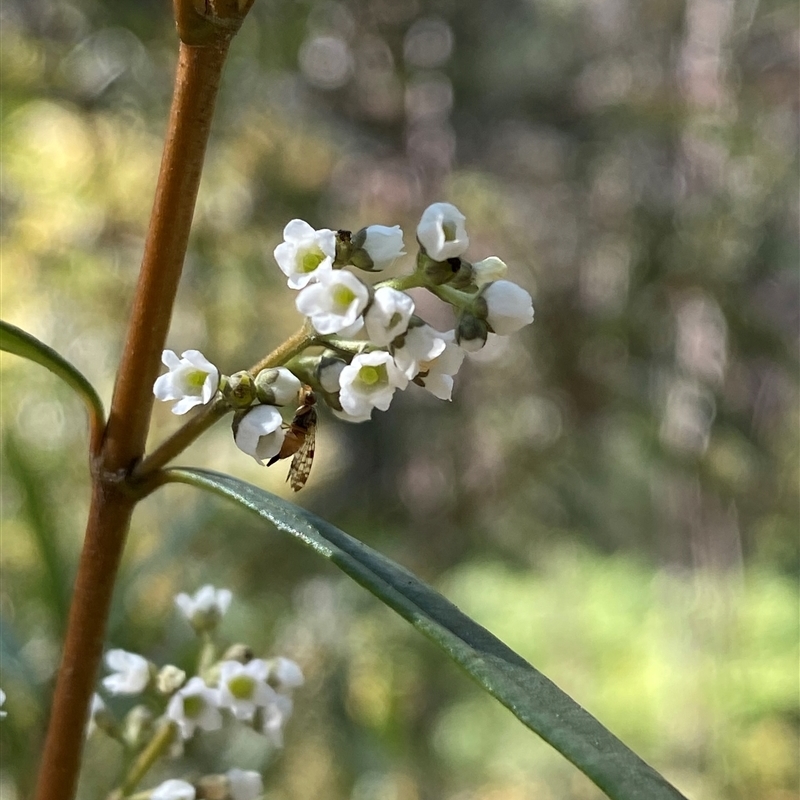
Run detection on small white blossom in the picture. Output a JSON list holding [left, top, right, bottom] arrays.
[[274, 219, 336, 289], [472, 256, 508, 286], [0, 689, 5, 718], [166, 676, 222, 739], [393, 323, 448, 379], [175, 585, 232, 629], [234, 405, 286, 465], [482, 280, 534, 334], [358, 224, 405, 270], [226, 769, 264, 800], [218, 659, 277, 721], [267, 657, 304, 691], [338, 351, 408, 419], [413, 330, 465, 400], [364, 287, 415, 346], [296, 269, 370, 336], [153, 350, 220, 415], [416, 202, 469, 261], [102, 649, 151, 695], [262, 693, 294, 748], [151, 779, 196, 800]]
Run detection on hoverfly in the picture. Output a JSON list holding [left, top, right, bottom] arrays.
[[268, 386, 317, 491]]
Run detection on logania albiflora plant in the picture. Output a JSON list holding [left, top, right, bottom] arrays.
[[0, 2, 689, 799]]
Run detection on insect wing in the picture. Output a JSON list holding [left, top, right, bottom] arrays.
[[288, 408, 317, 491]]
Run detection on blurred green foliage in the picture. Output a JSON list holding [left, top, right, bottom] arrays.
[[0, 0, 797, 798]]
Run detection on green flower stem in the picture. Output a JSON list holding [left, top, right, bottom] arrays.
[[117, 720, 178, 797], [131, 324, 315, 485], [314, 337, 372, 357], [377, 272, 429, 292], [429, 282, 474, 310]]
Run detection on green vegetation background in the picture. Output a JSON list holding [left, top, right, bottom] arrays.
[[0, 0, 797, 798]]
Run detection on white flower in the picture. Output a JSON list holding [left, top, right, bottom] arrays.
[[153, 350, 220, 415], [218, 659, 277, 721], [102, 649, 150, 695], [226, 769, 264, 800], [0, 689, 5, 718], [151, 779, 196, 800], [267, 657, 304, 691], [364, 287, 415, 346], [234, 405, 286, 465], [296, 269, 370, 336], [254, 367, 302, 406], [357, 224, 405, 270], [472, 256, 508, 286], [393, 323, 448, 379], [166, 676, 222, 739], [416, 202, 469, 261], [338, 351, 408, 418], [274, 219, 336, 289], [175, 585, 232, 629], [413, 330, 465, 400], [262, 693, 294, 748], [482, 280, 534, 334]]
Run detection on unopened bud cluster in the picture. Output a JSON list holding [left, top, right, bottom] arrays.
[[153, 202, 534, 478], [88, 586, 303, 799]]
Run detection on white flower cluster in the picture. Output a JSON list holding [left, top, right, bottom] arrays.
[[152, 202, 533, 473], [89, 586, 304, 799]]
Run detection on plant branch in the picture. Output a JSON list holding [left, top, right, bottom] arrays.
[[34, 10, 249, 799]]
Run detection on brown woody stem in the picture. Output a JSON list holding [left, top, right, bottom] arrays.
[[34, 19, 242, 800]]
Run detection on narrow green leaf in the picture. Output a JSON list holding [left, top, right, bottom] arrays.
[[164, 467, 688, 800], [0, 320, 105, 440]]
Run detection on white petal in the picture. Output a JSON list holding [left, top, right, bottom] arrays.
[[151, 779, 196, 800], [416, 202, 469, 261]]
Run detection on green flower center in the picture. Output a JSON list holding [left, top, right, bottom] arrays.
[[442, 221, 457, 242], [333, 285, 357, 307], [183, 694, 205, 719], [227, 674, 255, 700], [187, 370, 207, 389], [300, 247, 325, 273], [358, 365, 385, 386]]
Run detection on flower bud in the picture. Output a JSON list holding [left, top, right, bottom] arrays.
[[232, 405, 285, 464], [157, 664, 187, 695], [122, 704, 155, 750], [254, 367, 302, 406], [316, 352, 348, 393], [481, 280, 534, 334], [472, 256, 508, 286], [348, 225, 405, 271], [456, 312, 489, 352], [222, 643, 255, 664], [87, 693, 117, 739], [220, 371, 255, 408]]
